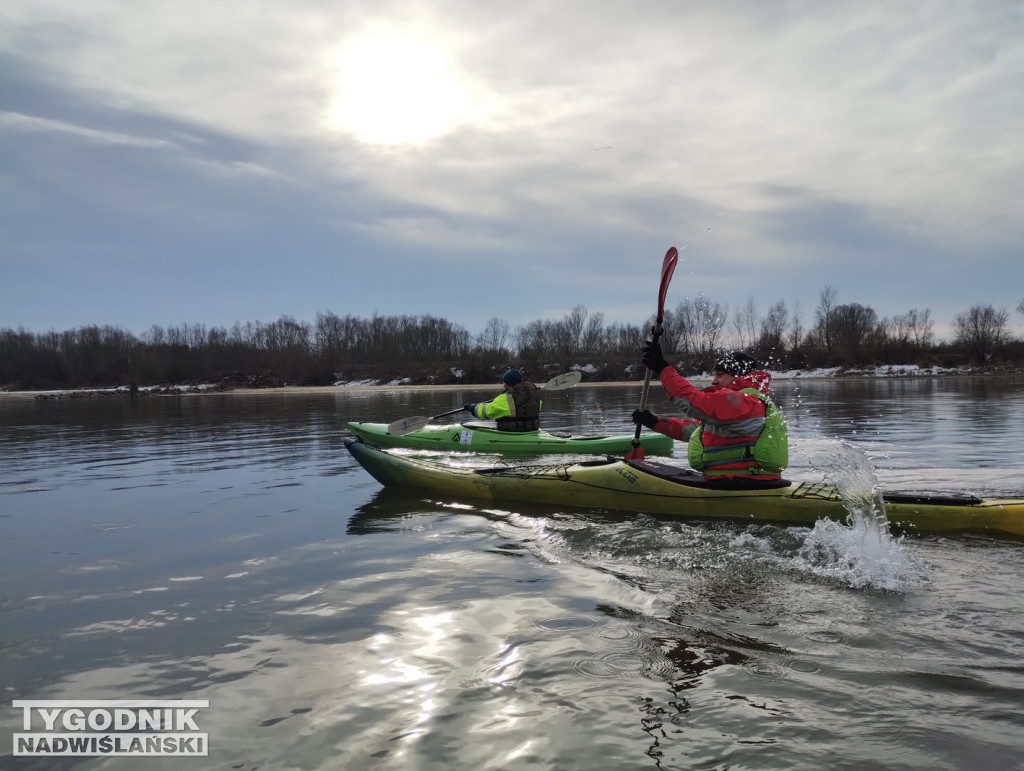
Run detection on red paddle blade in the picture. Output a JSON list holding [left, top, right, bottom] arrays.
[[624, 444, 645, 461], [657, 247, 679, 321]]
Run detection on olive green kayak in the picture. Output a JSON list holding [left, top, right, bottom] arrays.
[[346, 421, 675, 455], [344, 438, 1024, 539]]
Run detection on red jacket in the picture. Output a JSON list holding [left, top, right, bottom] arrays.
[[652, 368, 779, 479]]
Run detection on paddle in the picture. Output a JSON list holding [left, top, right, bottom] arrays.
[[625, 246, 679, 460], [386, 370, 583, 436]]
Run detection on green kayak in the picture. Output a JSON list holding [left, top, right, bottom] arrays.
[[344, 438, 1024, 540], [346, 421, 675, 456]]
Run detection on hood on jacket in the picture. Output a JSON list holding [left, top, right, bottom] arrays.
[[732, 370, 772, 396]]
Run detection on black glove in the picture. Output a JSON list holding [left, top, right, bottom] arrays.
[[464, 403, 477, 415], [641, 338, 669, 374], [631, 409, 659, 429]]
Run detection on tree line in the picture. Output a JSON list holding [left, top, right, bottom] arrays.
[[2, 290, 1022, 390]]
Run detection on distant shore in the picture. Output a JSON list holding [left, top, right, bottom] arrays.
[[3, 365, 1017, 401], [206, 381, 656, 396], [0, 381, 651, 400]]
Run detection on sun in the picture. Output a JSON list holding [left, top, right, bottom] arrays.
[[327, 29, 478, 146]]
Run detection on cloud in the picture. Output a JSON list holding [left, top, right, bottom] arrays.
[[0, 110, 182, 149], [1, 0, 1021, 338]]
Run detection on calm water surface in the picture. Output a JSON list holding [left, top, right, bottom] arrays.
[[2, 377, 1024, 770]]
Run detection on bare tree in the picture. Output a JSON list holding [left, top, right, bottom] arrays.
[[831, 303, 878, 363], [660, 306, 684, 356], [906, 308, 934, 351], [813, 284, 839, 354], [477, 317, 511, 356], [558, 305, 589, 360], [671, 296, 726, 363], [887, 313, 912, 349], [606, 320, 647, 358], [731, 295, 758, 349], [542, 305, 607, 362], [142, 325, 166, 345], [580, 310, 606, 358], [953, 304, 1010, 363], [515, 319, 556, 363], [884, 309, 933, 357], [758, 299, 789, 357], [787, 300, 804, 351]]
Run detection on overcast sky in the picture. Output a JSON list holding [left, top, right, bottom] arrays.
[[3, 0, 1022, 342]]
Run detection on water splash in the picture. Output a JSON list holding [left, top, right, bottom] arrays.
[[800, 439, 919, 591], [821, 440, 890, 534], [520, 439, 922, 593]]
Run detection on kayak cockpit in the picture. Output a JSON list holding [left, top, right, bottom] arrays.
[[626, 458, 793, 490]]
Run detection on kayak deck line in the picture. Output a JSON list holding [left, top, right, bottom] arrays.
[[463, 421, 633, 441], [462, 452, 995, 506], [347, 420, 675, 456], [470, 456, 791, 489], [343, 438, 1024, 540]]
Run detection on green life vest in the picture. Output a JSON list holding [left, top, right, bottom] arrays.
[[687, 388, 789, 476]]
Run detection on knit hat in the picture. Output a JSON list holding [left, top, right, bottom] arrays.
[[502, 368, 523, 386], [713, 351, 758, 377]]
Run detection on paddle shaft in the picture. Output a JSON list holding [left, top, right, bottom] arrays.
[[630, 321, 663, 449], [429, 407, 467, 421]]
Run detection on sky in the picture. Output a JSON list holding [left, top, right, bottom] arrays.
[[2, 0, 1023, 342]]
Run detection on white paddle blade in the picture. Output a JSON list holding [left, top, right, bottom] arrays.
[[542, 371, 582, 390], [386, 416, 430, 436]]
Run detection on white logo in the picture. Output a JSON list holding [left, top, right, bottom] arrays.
[[13, 700, 209, 757]]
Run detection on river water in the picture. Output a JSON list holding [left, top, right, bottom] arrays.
[[2, 376, 1023, 770]]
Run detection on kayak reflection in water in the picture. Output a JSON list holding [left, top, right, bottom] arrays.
[[464, 368, 542, 432], [631, 340, 789, 481]]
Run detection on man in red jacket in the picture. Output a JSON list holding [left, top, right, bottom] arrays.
[[631, 340, 788, 480]]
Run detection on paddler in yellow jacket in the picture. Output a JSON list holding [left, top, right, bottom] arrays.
[[464, 369, 542, 432]]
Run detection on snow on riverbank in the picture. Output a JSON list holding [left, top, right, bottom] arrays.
[[767, 364, 972, 379], [331, 363, 975, 388], [0, 364, 987, 398]]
